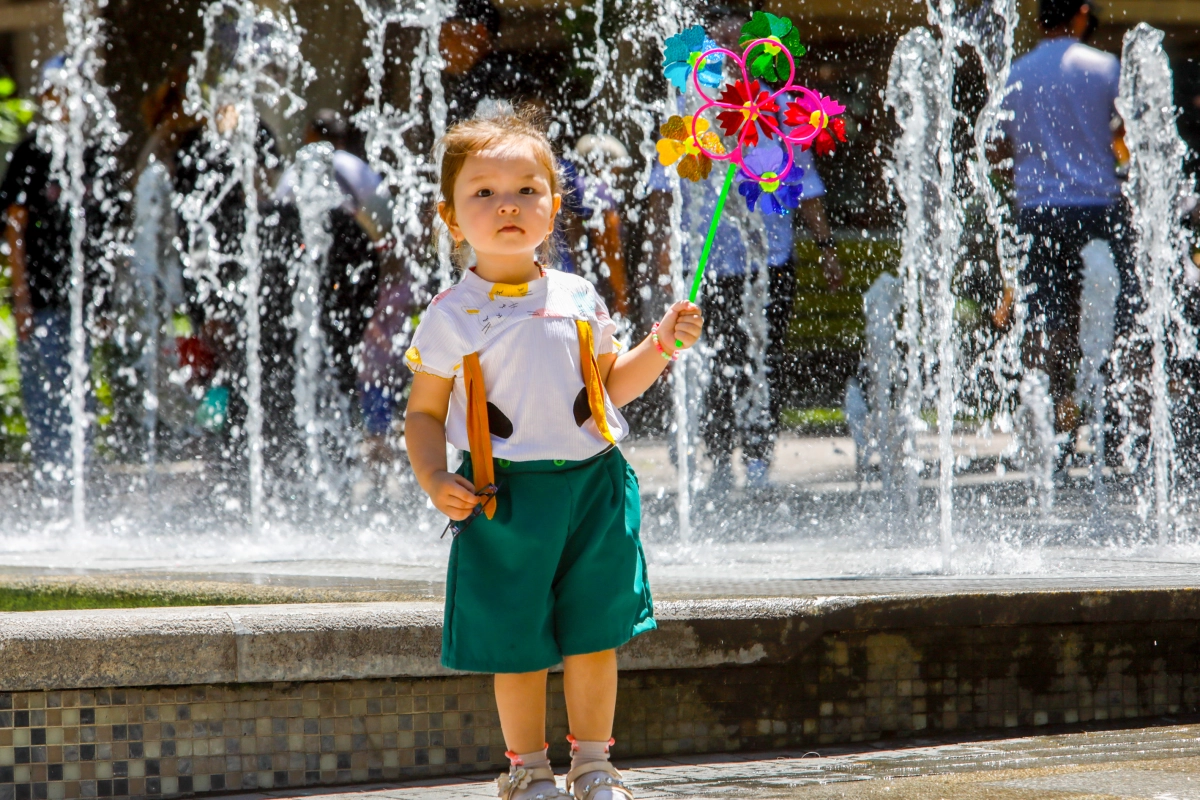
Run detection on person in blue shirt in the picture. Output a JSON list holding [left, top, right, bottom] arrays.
[[648, 146, 840, 492], [998, 0, 1137, 439]]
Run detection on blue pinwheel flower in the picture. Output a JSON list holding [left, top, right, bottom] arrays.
[[662, 25, 724, 90], [737, 142, 804, 215]]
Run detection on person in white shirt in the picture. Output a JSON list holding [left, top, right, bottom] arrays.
[[405, 106, 703, 800], [999, 0, 1138, 438]]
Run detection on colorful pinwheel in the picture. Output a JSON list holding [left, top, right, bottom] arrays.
[[656, 13, 845, 321], [661, 25, 724, 90], [656, 114, 725, 182], [737, 143, 804, 215]]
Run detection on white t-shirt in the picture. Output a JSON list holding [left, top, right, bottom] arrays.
[[1002, 37, 1122, 209], [405, 268, 629, 462]]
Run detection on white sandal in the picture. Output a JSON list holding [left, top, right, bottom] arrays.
[[497, 766, 571, 800], [564, 762, 634, 800]]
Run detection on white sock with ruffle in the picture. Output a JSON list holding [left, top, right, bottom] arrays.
[[503, 748, 560, 800], [568, 738, 627, 800]]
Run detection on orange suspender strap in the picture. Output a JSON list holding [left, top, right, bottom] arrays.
[[575, 320, 617, 446], [462, 352, 497, 519]]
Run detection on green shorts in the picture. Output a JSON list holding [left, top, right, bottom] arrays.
[[443, 447, 656, 674]]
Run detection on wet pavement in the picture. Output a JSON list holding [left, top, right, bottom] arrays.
[[220, 719, 1200, 799]]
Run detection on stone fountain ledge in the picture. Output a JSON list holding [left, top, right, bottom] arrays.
[[6, 586, 1200, 797], [4, 585, 1200, 692]]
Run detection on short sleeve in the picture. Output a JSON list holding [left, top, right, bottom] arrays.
[[404, 305, 464, 380], [592, 286, 623, 355]]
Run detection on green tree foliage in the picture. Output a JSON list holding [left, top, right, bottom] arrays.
[[0, 77, 34, 144]]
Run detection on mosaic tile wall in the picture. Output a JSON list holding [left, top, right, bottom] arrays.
[[3, 619, 1200, 798]]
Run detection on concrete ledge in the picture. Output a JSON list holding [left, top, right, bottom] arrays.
[[4, 586, 1200, 691]]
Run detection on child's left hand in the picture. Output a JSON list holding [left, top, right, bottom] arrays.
[[659, 301, 704, 354]]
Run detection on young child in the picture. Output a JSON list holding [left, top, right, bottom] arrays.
[[404, 107, 703, 800]]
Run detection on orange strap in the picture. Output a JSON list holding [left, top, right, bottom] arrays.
[[462, 352, 496, 519], [576, 320, 617, 445]]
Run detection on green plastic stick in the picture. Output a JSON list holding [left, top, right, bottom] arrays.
[[678, 161, 738, 347]]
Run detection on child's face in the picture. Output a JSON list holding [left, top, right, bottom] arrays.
[[441, 141, 561, 262]]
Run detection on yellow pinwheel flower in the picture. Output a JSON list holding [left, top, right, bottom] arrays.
[[656, 115, 726, 182]]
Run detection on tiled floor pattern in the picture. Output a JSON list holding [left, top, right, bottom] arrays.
[[0, 679, 507, 800], [219, 719, 1200, 799]]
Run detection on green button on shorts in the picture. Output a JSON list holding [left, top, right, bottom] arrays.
[[443, 447, 657, 674]]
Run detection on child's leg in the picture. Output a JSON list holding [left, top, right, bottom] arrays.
[[563, 650, 617, 740], [563, 650, 631, 799], [495, 670, 549, 752], [495, 670, 568, 799]]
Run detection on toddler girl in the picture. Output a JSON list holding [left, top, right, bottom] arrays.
[[404, 106, 703, 800]]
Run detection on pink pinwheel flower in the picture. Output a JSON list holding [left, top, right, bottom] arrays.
[[784, 94, 847, 156]]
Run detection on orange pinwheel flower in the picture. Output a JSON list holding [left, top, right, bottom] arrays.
[[656, 115, 726, 182]]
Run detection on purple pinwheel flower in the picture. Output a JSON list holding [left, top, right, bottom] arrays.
[[737, 143, 803, 215]]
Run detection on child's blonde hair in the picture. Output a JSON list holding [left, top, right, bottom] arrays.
[[436, 102, 564, 266]]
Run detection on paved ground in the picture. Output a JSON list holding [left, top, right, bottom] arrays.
[[219, 720, 1200, 799]]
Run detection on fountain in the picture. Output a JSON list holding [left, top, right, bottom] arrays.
[[1078, 239, 1119, 510], [289, 142, 351, 499], [1116, 22, 1197, 541], [5, 3, 1200, 797], [0, 0, 1197, 586], [180, 0, 313, 533], [39, 0, 126, 531]]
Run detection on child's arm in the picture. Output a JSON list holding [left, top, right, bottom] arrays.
[[601, 300, 703, 408], [405, 373, 483, 521]]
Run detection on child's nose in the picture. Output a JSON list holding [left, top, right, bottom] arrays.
[[498, 200, 519, 215]]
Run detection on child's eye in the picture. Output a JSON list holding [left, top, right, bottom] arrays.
[[519, 187, 536, 195], [476, 189, 493, 197]]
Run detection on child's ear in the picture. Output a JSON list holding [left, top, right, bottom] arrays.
[[549, 193, 562, 231], [438, 201, 463, 242]]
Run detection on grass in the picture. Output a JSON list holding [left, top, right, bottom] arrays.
[[0, 574, 444, 612], [789, 238, 901, 353], [0, 271, 27, 460], [0, 585, 277, 612], [781, 407, 846, 431]]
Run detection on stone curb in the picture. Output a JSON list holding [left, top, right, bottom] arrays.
[[2, 587, 1200, 691]]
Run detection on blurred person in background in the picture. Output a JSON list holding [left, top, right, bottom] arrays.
[[756, 146, 842, 483], [104, 67, 203, 461], [172, 99, 283, 447], [569, 132, 632, 317], [996, 0, 1137, 447], [357, 279, 416, 467], [440, 0, 534, 124], [276, 110, 386, 400], [1, 56, 106, 481], [647, 11, 845, 493], [135, 64, 198, 181], [277, 110, 391, 463]]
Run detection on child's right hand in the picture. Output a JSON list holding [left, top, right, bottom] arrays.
[[429, 470, 483, 520]]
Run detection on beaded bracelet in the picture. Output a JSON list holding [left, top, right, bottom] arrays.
[[651, 322, 680, 362]]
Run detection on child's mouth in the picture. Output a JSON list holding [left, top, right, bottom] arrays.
[[499, 225, 524, 234]]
